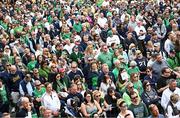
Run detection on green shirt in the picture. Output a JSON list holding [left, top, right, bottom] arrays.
[[129, 102, 149, 118], [73, 22, 82, 33], [98, 52, 113, 69], [0, 85, 8, 103], [33, 87, 46, 98], [128, 66, 140, 75], [27, 61, 37, 71], [133, 80, 144, 96], [167, 57, 179, 69]]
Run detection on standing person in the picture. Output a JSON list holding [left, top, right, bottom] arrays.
[[8, 65, 24, 112], [153, 17, 167, 51], [117, 99, 134, 118], [41, 82, 61, 117], [129, 92, 149, 118]]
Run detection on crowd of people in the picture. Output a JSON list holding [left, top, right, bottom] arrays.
[[0, 0, 180, 117]]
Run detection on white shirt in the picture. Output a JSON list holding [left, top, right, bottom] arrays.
[[161, 87, 180, 110], [106, 35, 120, 46], [19, 81, 34, 97], [167, 103, 180, 118], [134, 25, 146, 40], [42, 91, 61, 112], [164, 39, 173, 55], [64, 43, 75, 54], [97, 17, 107, 28]]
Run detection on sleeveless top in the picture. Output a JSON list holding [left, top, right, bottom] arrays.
[[86, 103, 98, 115]]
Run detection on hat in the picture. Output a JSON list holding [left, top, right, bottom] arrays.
[[59, 68, 65, 73]]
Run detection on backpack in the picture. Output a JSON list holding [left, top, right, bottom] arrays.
[[166, 101, 180, 116]]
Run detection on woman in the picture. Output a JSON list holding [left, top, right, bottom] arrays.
[[166, 93, 180, 118], [99, 74, 116, 95], [38, 60, 50, 80], [93, 90, 108, 111], [87, 62, 100, 90], [117, 99, 134, 118], [116, 68, 129, 94], [35, 55, 43, 68], [130, 73, 143, 96], [80, 90, 102, 117], [27, 54, 37, 72], [141, 80, 160, 106]]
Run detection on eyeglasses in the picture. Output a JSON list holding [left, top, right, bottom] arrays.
[[131, 96, 138, 99], [6, 64, 11, 66]]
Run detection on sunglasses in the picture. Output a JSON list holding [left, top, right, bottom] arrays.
[[95, 95, 101, 97], [132, 96, 138, 99]]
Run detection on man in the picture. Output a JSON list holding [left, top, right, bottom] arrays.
[[98, 64, 115, 87], [97, 44, 113, 69], [129, 92, 149, 118], [68, 61, 84, 81], [151, 53, 169, 79], [8, 65, 24, 112], [166, 49, 179, 69], [148, 104, 165, 118], [153, 17, 167, 50], [157, 67, 175, 96], [32, 68, 46, 84], [16, 97, 37, 117], [161, 79, 180, 110], [134, 21, 147, 55], [135, 50, 148, 80], [66, 84, 84, 108], [19, 73, 35, 97], [33, 80, 46, 117], [122, 82, 140, 106], [41, 82, 61, 117]]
